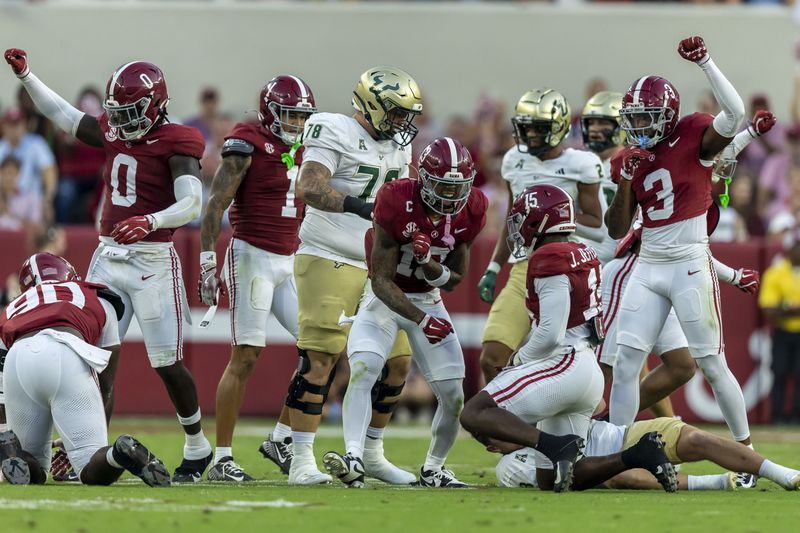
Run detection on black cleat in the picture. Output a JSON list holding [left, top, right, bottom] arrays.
[[0, 430, 30, 485], [113, 435, 172, 488], [172, 452, 213, 483], [207, 457, 254, 482], [258, 434, 293, 475], [418, 466, 468, 488], [624, 431, 678, 493], [322, 451, 365, 488], [534, 432, 585, 493]]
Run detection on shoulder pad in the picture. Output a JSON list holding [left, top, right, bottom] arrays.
[[221, 137, 255, 157], [97, 287, 126, 320]]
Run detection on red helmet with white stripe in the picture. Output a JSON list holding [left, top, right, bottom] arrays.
[[103, 61, 169, 141], [507, 183, 576, 257], [417, 136, 476, 215], [260, 75, 316, 145], [18, 253, 79, 293], [620, 76, 680, 149]]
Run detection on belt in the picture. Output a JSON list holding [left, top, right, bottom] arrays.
[[18, 326, 85, 343]]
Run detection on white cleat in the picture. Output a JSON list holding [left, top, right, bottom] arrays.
[[363, 444, 416, 485], [288, 458, 332, 485], [782, 471, 800, 491]]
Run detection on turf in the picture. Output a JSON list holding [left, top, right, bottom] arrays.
[[1, 418, 799, 533]]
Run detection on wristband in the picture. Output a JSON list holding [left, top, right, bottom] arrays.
[[200, 251, 217, 266], [486, 261, 502, 275], [343, 195, 367, 214], [426, 265, 451, 287]]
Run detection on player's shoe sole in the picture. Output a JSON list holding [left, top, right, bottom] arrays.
[[258, 435, 292, 475], [632, 432, 677, 493], [113, 435, 172, 488], [322, 451, 365, 488], [553, 460, 575, 494], [1, 457, 31, 485], [534, 433, 584, 492]]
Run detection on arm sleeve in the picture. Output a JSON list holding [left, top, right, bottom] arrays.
[[720, 129, 755, 161], [712, 257, 736, 284], [98, 299, 121, 348], [20, 72, 85, 136], [516, 275, 571, 360], [699, 58, 746, 138], [150, 174, 203, 229]]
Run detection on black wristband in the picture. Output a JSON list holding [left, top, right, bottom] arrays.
[[343, 195, 374, 221]]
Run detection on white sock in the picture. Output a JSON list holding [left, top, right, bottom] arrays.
[[183, 429, 211, 460], [292, 431, 315, 446], [759, 460, 797, 488], [424, 378, 464, 471], [342, 351, 384, 458], [272, 422, 291, 441], [106, 447, 123, 470], [366, 426, 385, 441], [609, 344, 649, 426], [696, 353, 751, 442], [214, 447, 232, 463], [687, 474, 730, 490], [292, 441, 315, 462]]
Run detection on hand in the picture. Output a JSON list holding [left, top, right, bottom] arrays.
[[732, 268, 760, 295], [619, 147, 651, 181], [4, 48, 29, 78], [678, 36, 709, 64], [412, 232, 431, 264], [418, 314, 454, 344], [478, 270, 497, 303], [198, 252, 225, 305], [111, 215, 155, 245], [749, 110, 776, 137], [50, 448, 73, 481]]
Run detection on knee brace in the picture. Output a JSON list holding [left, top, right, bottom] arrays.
[[285, 349, 337, 415], [370, 364, 405, 414]]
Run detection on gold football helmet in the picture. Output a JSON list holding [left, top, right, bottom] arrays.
[[512, 88, 571, 156], [353, 66, 423, 147], [581, 91, 625, 152]]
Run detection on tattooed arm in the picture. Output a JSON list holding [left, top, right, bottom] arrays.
[[200, 154, 250, 252], [296, 161, 345, 212], [371, 223, 426, 324], [605, 180, 637, 239], [418, 242, 471, 292]]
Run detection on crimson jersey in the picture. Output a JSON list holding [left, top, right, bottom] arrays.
[[527, 242, 601, 329], [611, 113, 714, 229], [98, 114, 205, 242], [0, 281, 110, 348], [225, 123, 304, 255], [367, 178, 488, 293]]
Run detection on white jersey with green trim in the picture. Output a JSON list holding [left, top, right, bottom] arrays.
[[298, 112, 411, 268]]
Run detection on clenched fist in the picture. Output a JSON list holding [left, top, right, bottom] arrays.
[[678, 36, 709, 64], [749, 110, 776, 138], [418, 314, 454, 344], [412, 232, 431, 264], [732, 268, 760, 295], [619, 147, 652, 181], [4, 48, 29, 78], [111, 215, 155, 245]]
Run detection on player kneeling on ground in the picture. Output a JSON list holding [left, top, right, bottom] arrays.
[[460, 183, 676, 492], [493, 417, 800, 491], [0, 253, 170, 487]]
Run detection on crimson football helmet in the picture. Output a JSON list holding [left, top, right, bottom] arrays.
[[103, 61, 169, 141], [417, 136, 476, 215], [18, 253, 79, 293], [507, 184, 576, 258], [620, 76, 681, 149], [260, 75, 316, 145]]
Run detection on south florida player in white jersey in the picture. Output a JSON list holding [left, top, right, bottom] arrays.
[[606, 36, 752, 448], [286, 67, 422, 485], [477, 88, 606, 381], [4, 49, 213, 482]]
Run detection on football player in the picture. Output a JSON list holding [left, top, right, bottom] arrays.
[[493, 417, 800, 491], [477, 89, 606, 382], [0, 253, 170, 487], [606, 37, 752, 451], [198, 76, 316, 482], [5, 49, 213, 482], [284, 66, 423, 485], [462, 184, 676, 493], [323, 137, 487, 488]]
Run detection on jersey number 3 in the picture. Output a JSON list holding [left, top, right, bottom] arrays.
[[643, 168, 674, 221]]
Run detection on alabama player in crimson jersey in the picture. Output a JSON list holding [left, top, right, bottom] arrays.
[[199, 75, 316, 481], [5, 49, 213, 482], [460, 183, 676, 493], [0, 253, 171, 487], [323, 137, 487, 488], [605, 36, 753, 453]]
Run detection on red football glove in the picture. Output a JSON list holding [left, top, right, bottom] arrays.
[[412, 232, 431, 264], [111, 215, 155, 245], [418, 314, 454, 344], [678, 36, 709, 64], [749, 110, 776, 138], [732, 268, 760, 295], [50, 448, 74, 482], [4, 48, 29, 78], [619, 147, 651, 181]]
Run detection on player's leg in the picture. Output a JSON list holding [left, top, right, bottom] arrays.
[[479, 261, 530, 382], [638, 362, 674, 418], [596, 254, 638, 385]]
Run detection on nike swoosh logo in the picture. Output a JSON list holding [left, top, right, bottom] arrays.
[[227, 473, 244, 482], [687, 270, 701, 276], [655, 465, 664, 475], [142, 274, 156, 281], [668, 137, 680, 148], [454, 228, 468, 234], [146, 139, 160, 145]]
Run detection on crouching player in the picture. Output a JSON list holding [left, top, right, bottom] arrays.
[[0, 253, 170, 486], [460, 183, 677, 492]]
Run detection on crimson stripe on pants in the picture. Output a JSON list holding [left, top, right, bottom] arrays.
[[490, 351, 575, 404]]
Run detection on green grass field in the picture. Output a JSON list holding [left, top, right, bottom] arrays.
[[2, 418, 799, 533]]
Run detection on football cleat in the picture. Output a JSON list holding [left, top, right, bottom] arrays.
[[629, 432, 677, 493], [288, 457, 332, 485], [734, 472, 758, 489], [726, 472, 738, 491], [172, 452, 213, 483], [363, 440, 416, 485], [113, 435, 171, 488], [258, 434, 293, 475], [51, 448, 79, 482], [419, 466, 468, 488], [207, 457, 254, 482], [783, 471, 800, 491], [323, 452, 365, 488], [0, 430, 30, 485], [534, 433, 585, 493]]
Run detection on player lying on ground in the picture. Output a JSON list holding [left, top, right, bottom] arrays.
[[491, 417, 800, 491], [0, 253, 170, 486]]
